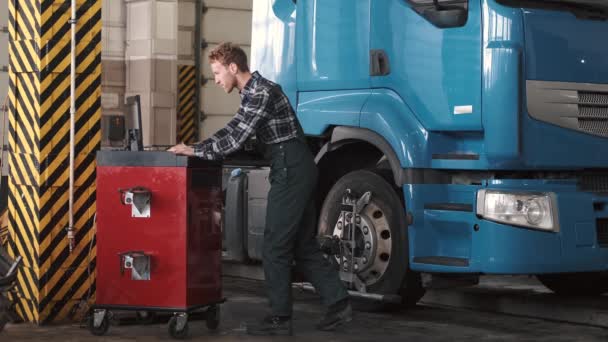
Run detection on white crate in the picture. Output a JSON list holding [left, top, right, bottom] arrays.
[[126, 59, 177, 93], [125, 39, 177, 60], [101, 87, 125, 110], [102, 0, 126, 26], [102, 25, 126, 59], [102, 60, 126, 87], [178, 0, 196, 28], [125, 0, 178, 59]]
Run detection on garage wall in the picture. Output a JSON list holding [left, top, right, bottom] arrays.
[[200, 0, 252, 139]]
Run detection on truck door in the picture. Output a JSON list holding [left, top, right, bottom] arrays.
[[296, 0, 372, 91], [369, 0, 482, 131]]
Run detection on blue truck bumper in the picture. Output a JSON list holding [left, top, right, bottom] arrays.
[[408, 180, 608, 274]]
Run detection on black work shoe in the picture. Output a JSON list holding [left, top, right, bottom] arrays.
[[246, 315, 293, 336], [316, 299, 353, 331]]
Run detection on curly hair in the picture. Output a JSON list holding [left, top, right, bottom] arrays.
[[208, 42, 250, 72]]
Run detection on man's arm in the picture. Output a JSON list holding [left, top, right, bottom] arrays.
[[193, 90, 271, 159], [168, 123, 234, 158], [191, 124, 234, 159], [167, 126, 231, 160]]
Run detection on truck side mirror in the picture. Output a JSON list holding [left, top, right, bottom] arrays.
[[423, 6, 467, 28], [407, 0, 468, 29]]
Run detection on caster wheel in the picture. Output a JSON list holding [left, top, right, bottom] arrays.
[[168, 315, 189, 339], [88, 311, 110, 336], [206, 305, 220, 330]]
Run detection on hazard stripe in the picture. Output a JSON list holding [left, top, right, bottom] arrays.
[[7, 0, 101, 324], [39, 43, 101, 167], [49, 256, 96, 322], [8, 0, 40, 323], [15, 0, 38, 41], [39, 160, 95, 267], [178, 65, 197, 144], [8, 1, 16, 41]]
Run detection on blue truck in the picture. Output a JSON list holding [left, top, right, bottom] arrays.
[[223, 0, 608, 306]]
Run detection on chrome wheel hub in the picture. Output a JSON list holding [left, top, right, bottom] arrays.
[[332, 196, 392, 287]]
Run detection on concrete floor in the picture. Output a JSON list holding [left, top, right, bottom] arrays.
[[2, 277, 608, 341]]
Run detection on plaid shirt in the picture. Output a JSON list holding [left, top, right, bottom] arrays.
[[193, 72, 300, 160]]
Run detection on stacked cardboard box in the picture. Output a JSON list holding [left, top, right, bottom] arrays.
[[125, 0, 178, 147], [101, 0, 127, 147]]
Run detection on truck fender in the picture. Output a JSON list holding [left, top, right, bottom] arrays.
[[315, 89, 430, 185], [315, 126, 406, 186]]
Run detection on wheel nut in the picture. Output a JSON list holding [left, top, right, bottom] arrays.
[[363, 226, 369, 234], [362, 257, 368, 264], [355, 216, 361, 224], [365, 242, 371, 250], [354, 264, 359, 271]]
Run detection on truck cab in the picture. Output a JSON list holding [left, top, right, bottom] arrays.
[[224, 0, 608, 306]]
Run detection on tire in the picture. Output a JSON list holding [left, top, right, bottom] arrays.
[[318, 170, 424, 310], [88, 313, 110, 336], [205, 305, 220, 330], [537, 272, 608, 296], [168, 316, 189, 340]]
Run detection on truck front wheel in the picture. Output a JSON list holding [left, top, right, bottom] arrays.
[[537, 272, 608, 296], [318, 170, 425, 309]]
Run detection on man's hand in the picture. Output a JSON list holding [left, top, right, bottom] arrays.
[[167, 143, 195, 156]]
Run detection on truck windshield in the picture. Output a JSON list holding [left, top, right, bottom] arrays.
[[496, 0, 608, 19]]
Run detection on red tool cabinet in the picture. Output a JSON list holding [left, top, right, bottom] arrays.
[[91, 151, 223, 338]]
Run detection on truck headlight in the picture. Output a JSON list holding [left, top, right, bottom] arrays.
[[476, 190, 558, 232]]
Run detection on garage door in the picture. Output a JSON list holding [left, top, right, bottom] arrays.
[[200, 0, 252, 139]]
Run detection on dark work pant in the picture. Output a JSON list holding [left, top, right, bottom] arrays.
[[263, 138, 348, 317]]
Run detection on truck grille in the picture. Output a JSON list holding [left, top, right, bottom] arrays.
[[597, 219, 608, 248], [526, 81, 608, 138], [578, 92, 608, 137], [579, 173, 608, 193], [579, 92, 608, 106]]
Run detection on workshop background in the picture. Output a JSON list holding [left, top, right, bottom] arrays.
[[0, 0, 253, 166], [0, 0, 253, 324]]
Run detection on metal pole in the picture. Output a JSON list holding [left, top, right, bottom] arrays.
[[67, 0, 78, 253], [194, 0, 203, 140]]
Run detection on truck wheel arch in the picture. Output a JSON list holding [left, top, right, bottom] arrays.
[[314, 126, 407, 186]]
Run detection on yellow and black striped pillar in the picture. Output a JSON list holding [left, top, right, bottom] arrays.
[[177, 65, 196, 144], [7, 0, 101, 323]]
